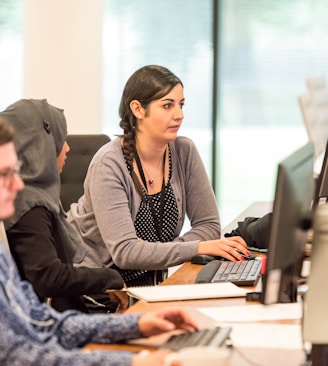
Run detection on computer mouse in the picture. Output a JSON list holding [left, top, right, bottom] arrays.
[[235, 249, 257, 260]]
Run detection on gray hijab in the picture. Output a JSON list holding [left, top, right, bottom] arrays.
[[1, 99, 81, 258], [1, 98, 66, 226]]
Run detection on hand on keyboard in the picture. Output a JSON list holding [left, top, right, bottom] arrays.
[[191, 250, 256, 265]]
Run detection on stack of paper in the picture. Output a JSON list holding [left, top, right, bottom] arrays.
[[121, 282, 249, 302]]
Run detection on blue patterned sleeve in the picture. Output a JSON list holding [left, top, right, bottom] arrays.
[[57, 312, 143, 347], [0, 243, 143, 365]]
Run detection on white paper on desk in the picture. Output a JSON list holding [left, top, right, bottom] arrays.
[[197, 302, 302, 323], [126, 282, 248, 302], [229, 323, 303, 349]]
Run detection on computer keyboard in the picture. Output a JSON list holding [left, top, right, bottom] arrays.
[[195, 259, 261, 286], [160, 326, 232, 351]]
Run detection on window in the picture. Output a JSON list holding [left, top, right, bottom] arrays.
[[0, 0, 23, 110], [103, 0, 213, 178], [217, 0, 327, 225]]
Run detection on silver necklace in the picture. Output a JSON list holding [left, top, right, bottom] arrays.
[[142, 155, 164, 187], [135, 146, 167, 189]]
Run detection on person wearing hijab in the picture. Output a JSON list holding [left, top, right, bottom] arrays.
[[1, 99, 125, 313], [0, 114, 198, 365]]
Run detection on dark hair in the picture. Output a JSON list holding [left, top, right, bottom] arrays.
[[119, 65, 183, 170], [0, 117, 14, 145]]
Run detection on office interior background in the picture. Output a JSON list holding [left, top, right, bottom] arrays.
[[0, 0, 326, 228]]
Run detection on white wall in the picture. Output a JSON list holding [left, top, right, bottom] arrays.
[[23, 0, 104, 133]]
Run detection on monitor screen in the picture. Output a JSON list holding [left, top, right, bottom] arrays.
[[261, 142, 315, 304], [313, 139, 328, 207]]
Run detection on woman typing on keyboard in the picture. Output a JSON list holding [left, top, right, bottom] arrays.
[[67, 65, 249, 288]]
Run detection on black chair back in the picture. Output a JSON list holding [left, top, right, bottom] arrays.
[[60, 134, 110, 211]]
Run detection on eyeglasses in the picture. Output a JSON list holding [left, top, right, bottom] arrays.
[[0, 160, 22, 188]]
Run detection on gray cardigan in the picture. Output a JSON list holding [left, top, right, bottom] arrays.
[[67, 136, 221, 270]]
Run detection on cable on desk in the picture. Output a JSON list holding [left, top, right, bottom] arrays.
[[226, 339, 263, 366], [231, 346, 264, 366]]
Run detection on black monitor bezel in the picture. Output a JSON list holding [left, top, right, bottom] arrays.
[[261, 142, 314, 304]]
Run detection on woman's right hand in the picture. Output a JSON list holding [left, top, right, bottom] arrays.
[[198, 235, 250, 261]]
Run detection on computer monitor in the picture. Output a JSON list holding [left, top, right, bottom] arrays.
[[261, 142, 315, 304], [313, 139, 328, 207]]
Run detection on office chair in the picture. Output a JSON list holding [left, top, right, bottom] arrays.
[[60, 134, 111, 211]]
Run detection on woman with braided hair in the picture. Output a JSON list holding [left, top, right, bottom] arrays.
[[68, 65, 249, 287]]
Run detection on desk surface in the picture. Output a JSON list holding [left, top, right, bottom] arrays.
[[87, 261, 305, 365], [86, 202, 306, 365]]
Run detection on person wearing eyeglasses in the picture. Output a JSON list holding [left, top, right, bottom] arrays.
[[0, 161, 23, 218], [0, 115, 198, 365], [0, 99, 126, 313]]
